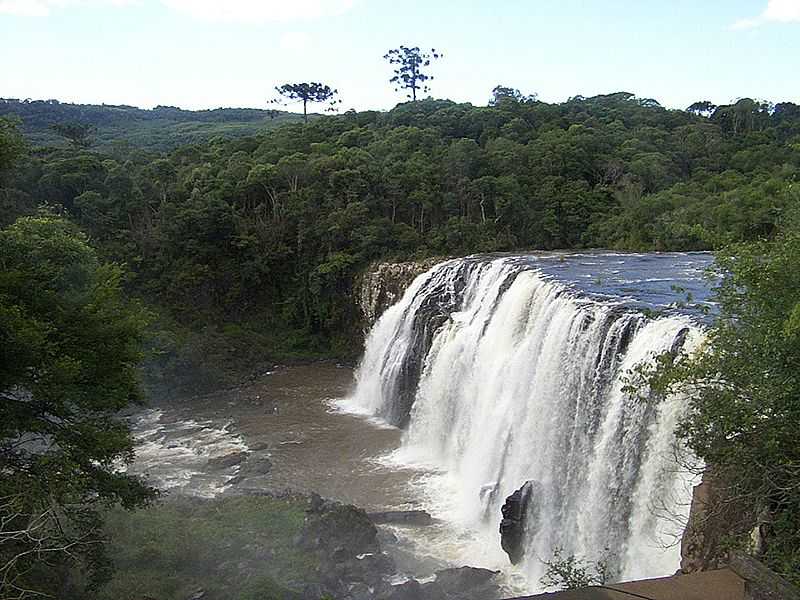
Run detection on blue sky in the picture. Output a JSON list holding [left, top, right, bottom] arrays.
[[1, 0, 799, 112]]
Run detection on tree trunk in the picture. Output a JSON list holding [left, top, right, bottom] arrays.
[[303, 98, 308, 123]]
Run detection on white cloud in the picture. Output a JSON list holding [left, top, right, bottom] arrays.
[[0, 0, 134, 17], [161, 0, 356, 23], [732, 0, 800, 29]]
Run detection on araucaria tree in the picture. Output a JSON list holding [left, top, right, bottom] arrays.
[[273, 82, 340, 123], [384, 46, 443, 101]]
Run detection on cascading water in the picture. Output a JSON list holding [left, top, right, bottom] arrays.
[[345, 254, 709, 591]]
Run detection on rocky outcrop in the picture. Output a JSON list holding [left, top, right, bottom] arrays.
[[356, 259, 444, 327], [425, 567, 501, 599], [299, 493, 382, 559], [500, 481, 538, 565], [297, 494, 501, 600], [680, 473, 727, 573], [298, 493, 396, 597], [680, 469, 770, 576]]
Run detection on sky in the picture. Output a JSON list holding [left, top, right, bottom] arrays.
[[1, 0, 799, 113]]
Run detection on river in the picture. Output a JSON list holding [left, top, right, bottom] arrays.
[[125, 251, 714, 595]]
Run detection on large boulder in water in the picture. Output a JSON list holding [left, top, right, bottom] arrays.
[[499, 481, 537, 564], [298, 493, 396, 595], [298, 493, 381, 559], [424, 566, 501, 599]]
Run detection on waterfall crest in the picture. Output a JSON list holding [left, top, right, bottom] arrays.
[[347, 256, 702, 587]]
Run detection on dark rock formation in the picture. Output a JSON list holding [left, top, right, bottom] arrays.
[[206, 451, 248, 469], [681, 474, 723, 573], [356, 259, 445, 327], [367, 510, 433, 526], [300, 493, 382, 559], [425, 566, 501, 599], [298, 493, 396, 597], [500, 481, 537, 565], [240, 456, 272, 476]]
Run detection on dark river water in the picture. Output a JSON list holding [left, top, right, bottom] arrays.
[[125, 251, 716, 591]]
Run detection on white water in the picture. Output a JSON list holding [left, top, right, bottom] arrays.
[[122, 408, 250, 498], [347, 256, 702, 591]]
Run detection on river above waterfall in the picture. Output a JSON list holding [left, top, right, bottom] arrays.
[[466, 251, 714, 315], [127, 251, 715, 595]]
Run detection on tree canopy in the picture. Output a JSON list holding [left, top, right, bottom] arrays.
[[273, 83, 340, 123], [0, 117, 25, 173], [50, 122, 95, 148], [0, 215, 154, 598]]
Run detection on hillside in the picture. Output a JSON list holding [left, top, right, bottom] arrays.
[[0, 98, 306, 151]]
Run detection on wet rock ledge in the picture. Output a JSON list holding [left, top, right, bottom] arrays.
[[356, 258, 445, 327]]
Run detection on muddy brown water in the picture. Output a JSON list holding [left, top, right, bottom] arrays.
[[160, 362, 423, 509], [127, 362, 504, 582]]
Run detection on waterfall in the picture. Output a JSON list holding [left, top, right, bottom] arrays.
[[347, 256, 702, 588]]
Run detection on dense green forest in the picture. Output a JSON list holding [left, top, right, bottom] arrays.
[[0, 98, 304, 152], [3, 91, 800, 594], [2, 92, 800, 386]]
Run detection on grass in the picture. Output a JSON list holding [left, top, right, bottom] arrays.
[[97, 495, 316, 600]]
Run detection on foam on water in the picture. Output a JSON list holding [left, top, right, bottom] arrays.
[[122, 408, 250, 498]]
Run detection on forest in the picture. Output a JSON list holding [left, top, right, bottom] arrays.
[[0, 98, 303, 151], [2, 91, 799, 380]]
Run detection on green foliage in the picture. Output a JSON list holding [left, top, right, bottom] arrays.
[[1, 93, 800, 385], [489, 85, 537, 106], [645, 231, 800, 584], [0, 98, 304, 152], [95, 496, 313, 600], [0, 118, 31, 227], [384, 46, 443, 101], [0, 116, 26, 173], [539, 547, 615, 590], [0, 215, 155, 598], [50, 121, 96, 148]]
